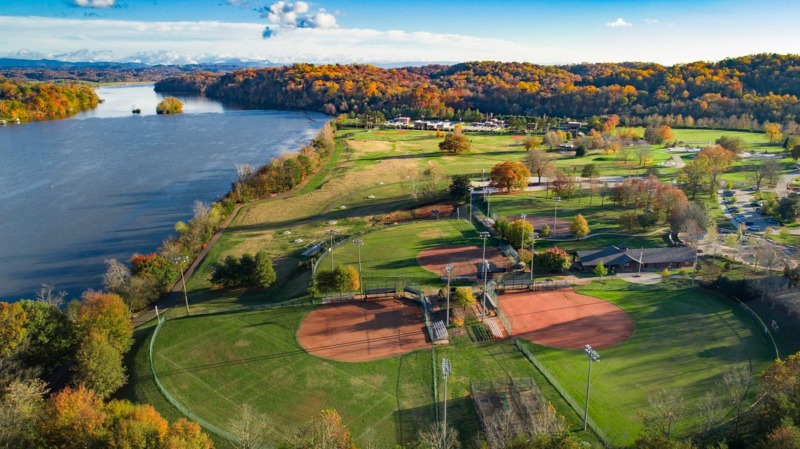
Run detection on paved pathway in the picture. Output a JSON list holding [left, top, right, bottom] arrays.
[[776, 170, 800, 198]]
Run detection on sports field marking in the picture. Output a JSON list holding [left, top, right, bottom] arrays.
[[157, 352, 241, 409], [158, 317, 247, 357]]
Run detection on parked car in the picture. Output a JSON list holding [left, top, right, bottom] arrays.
[[722, 190, 735, 197], [765, 217, 780, 225], [745, 221, 755, 226], [734, 216, 746, 222], [728, 207, 740, 213], [751, 201, 763, 207], [748, 225, 762, 232]]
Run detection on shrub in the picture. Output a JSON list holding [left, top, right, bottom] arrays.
[[155, 97, 183, 114], [453, 287, 475, 309]]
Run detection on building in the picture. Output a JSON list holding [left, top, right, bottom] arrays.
[[573, 244, 696, 272]]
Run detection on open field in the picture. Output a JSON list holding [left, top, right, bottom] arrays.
[[519, 281, 775, 445]]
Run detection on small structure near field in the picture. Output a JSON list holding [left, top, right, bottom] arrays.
[[573, 244, 696, 272]]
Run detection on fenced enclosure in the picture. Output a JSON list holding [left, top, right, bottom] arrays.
[[470, 378, 546, 448]]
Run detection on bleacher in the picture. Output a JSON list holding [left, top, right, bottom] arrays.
[[486, 320, 504, 340], [433, 320, 449, 342]]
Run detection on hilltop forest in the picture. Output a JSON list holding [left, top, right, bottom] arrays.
[[0, 77, 99, 121], [156, 54, 800, 129]]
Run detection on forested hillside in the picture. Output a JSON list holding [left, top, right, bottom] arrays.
[[0, 77, 99, 121], [156, 54, 800, 128]]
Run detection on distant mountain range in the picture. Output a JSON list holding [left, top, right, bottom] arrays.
[[0, 58, 456, 70]]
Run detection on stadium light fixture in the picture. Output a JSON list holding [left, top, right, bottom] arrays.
[[441, 358, 452, 447], [553, 196, 562, 234], [445, 264, 452, 326], [353, 239, 364, 298], [583, 344, 600, 431]]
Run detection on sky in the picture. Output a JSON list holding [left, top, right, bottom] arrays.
[[1, 0, 800, 66]]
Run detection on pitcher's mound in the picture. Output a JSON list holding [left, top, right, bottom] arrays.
[[500, 289, 634, 350]]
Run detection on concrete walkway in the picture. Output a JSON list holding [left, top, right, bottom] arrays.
[[615, 272, 662, 285]]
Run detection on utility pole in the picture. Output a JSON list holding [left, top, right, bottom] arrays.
[[325, 229, 337, 271], [172, 256, 190, 316], [479, 231, 490, 322]]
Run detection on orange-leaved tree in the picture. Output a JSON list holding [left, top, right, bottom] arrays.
[[490, 160, 530, 192]]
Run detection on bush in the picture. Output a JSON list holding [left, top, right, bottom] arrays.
[[210, 250, 276, 289], [315, 265, 360, 293], [453, 287, 475, 309], [534, 247, 571, 272]]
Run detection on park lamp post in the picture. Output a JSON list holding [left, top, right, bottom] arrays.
[[445, 264, 452, 326], [172, 256, 190, 316], [353, 239, 364, 298], [519, 213, 527, 255], [482, 168, 486, 201], [486, 188, 492, 218], [583, 344, 600, 431], [553, 196, 562, 234], [690, 234, 702, 287], [637, 247, 644, 277], [441, 358, 451, 447], [325, 229, 337, 271]]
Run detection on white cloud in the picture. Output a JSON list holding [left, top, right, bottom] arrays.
[[644, 18, 658, 25], [606, 18, 632, 28], [0, 15, 560, 65], [261, 1, 338, 37], [74, 0, 116, 8]]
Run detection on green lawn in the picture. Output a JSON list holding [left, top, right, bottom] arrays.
[[149, 305, 601, 448], [519, 282, 776, 446], [323, 219, 484, 289]]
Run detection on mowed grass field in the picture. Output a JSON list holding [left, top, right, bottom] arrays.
[[152, 306, 435, 448], [518, 282, 776, 445], [323, 219, 486, 287]]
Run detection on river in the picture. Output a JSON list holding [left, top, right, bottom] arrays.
[[0, 85, 327, 302]]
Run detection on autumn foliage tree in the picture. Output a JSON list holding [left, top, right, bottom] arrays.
[[155, 97, 184, 114], [695, 145, 737, 192], [570, 214, 590, 239], [490, 161, 530, 192], [438, 133, 471, 154], [0, 302, 28, 357]]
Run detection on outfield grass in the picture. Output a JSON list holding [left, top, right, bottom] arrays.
[[519, 281, 775, 446], [324, 219, 484, 288], [150, 304, 602, 448]]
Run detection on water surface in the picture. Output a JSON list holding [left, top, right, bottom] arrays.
[[0, 85, 326, 301]]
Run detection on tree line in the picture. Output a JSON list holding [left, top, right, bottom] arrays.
[[156, 54, 800, 128], [0, 77, 99, 122]]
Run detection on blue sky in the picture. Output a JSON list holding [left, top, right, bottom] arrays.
[[1, 0, 798, 65]]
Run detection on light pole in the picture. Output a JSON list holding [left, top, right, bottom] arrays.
[[482, 168, 486, 201], [530, 232, 536, 288], [445, 264, 452, 326], [553, 196, 562, 234], [172, 256, 190, 315], [479, 231, 490, 322], [467, 186, 474, 226], [441, 358, 451, 447], [482, 260, 490, 322], [690, 234, 701, 287], [325, 229, 337, 271], [519, 213, 527, 256], [486, 188, 492, 218], [353, 239, 364, 298], [583, 344, 600, 431]]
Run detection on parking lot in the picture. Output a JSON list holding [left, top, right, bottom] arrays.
[[718, 187, 778, 234]]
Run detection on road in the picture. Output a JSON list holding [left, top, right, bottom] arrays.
[[776, 170, 800, 198]]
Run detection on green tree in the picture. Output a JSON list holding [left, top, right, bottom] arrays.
[[438, 133, 471, 154], [505, 219, 534, 249], [778, 193, 800, 222], [791, 145, 800, 161], [677, 158, 710, 199], [156, 97, 184, 114], [715, 135, 746, 154], [593, 260, 608, 282], [570, 214, 590, 239], [490, 160, 530, 192], [315, 266, 359, 294], [540, 224, 551, 238], [19, 300, 76, 375], [73, 330, 127, 399], [254, 251, 277, 289], [449, 174, 471, 197], [581, 164, 599, 178], [452, 287, 475, 310], [0, 302, 28, 357]]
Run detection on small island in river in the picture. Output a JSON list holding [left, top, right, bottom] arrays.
[[155, 96, 184, 114]]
